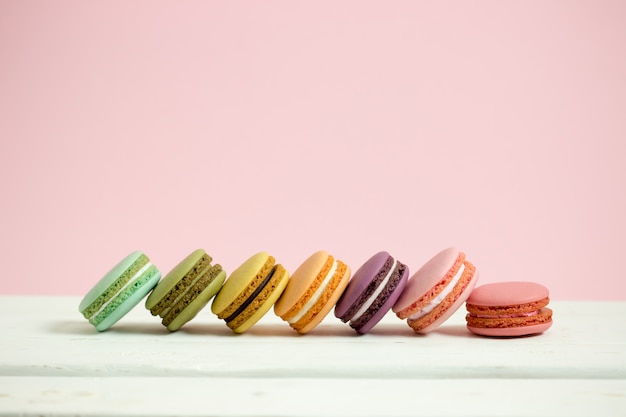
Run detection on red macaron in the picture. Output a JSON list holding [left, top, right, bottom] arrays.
[[465, 281, 553, 337]]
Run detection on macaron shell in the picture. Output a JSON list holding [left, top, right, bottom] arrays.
[[466, 281, 549, 306], [411, 268, 479, 334], [468, 320, 553, 337], [166, 269, 226, 331], [392, 247, 461, 314], [232, 267, 289, 334], [334, 251, 390, 318], [211, 252, 271, 316], [145, 249, 208, 311], [274, 251, 329, 317], [296, 263, 351, 334]]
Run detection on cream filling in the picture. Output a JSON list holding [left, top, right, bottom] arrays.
[[159, 264, 214, 317], [351, 258, 397, 322], [91, 261, 154, 320], [288, 259, 338, 324], [408, 263, 465, 321]]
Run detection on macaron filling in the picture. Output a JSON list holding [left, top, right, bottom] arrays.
[[408, 262, 465, 321], [86, 260, 155, 323], [287, 259, 338, 325], [223, 265, 277, 325]]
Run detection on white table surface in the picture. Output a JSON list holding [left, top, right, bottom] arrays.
[[0, 297, 624, 417]]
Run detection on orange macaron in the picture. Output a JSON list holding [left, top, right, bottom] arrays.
[[274, 250, 351, 334]]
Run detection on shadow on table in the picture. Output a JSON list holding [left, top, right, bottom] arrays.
[[50, 320, 170, 336], [431, 324, 476, 338], [50, 321, 477, 338], [181, 323, 359, 337]]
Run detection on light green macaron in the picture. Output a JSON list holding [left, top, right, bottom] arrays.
[[79, 251, 161, 331], [146, 249, 226, 331]]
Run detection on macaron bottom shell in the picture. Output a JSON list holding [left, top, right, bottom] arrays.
[[467, 320, 553, 337]]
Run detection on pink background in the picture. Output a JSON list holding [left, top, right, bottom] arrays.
[[1, 1, 625, 299]]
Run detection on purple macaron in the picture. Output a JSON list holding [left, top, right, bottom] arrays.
[[335, 251, 409, 334]]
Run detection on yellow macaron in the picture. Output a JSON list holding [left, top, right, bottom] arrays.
[[211, 252, 289, 333]]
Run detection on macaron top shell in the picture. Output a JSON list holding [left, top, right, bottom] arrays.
[[392, 247, 460, 314], [466, 282, 549, 306]]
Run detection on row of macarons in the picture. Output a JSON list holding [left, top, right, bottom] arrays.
[[79, 248, 553, 337]]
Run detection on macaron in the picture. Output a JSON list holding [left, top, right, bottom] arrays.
[[393, 247, 479, 334], [335, 251, 409, 334], [211, 252, 289, 333], [274, 250, 351, 334], [465, 281, 553, 337], [146, 249, 225, 331], [79, 251, 161, 331]]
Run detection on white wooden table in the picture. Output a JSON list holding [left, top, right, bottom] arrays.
[[0, 297, 624, 416]]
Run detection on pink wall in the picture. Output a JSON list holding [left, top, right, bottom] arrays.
[[1, 1, 625, 299]]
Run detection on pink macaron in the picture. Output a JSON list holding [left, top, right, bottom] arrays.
[[393, 247, 479, 334], [335, 251, 409, 334], [465, 281, 553, 337]]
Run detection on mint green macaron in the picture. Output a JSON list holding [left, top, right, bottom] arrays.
[[79, 251, 161, 331]]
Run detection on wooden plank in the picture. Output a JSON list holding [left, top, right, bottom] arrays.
[[0, 377, 624, 417], [0, 298, 624, 379], [0, 297, 625, 416]]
